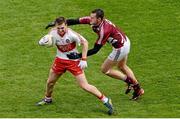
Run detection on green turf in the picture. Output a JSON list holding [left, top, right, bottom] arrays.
[[0, 0, 180, 117]]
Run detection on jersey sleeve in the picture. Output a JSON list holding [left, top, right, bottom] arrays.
[[74, 34, 86, 46], [79, 16, 91, 24], [95, 26, 111, 45], [70, 29, 86, 46]]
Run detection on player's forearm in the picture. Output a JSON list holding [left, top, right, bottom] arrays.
[[81, 40, 88, 59], [79, 44, 102, 57], [66, 43, 101, 59], [86, 48, 99, 56], [66, 18, 80, 26], [45, 18, 80, 29]]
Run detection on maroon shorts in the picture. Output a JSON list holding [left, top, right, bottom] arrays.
[[51, 57, 83, 76]]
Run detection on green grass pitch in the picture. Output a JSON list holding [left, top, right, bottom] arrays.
[[0, 0, 179, 117]]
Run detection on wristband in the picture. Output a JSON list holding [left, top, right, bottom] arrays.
[[81, 58, 87, 61]]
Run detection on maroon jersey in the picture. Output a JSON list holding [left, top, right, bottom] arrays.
[[79, 16, 127, 48]]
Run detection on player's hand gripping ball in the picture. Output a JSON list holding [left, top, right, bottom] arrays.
[[39, 34, 55, 47]]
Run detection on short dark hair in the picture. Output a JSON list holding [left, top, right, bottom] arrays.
[[91, 8, 104, 19], [55, 17, 66, 25]]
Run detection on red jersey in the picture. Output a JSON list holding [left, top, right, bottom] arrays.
[[79, 16, 127, 48]]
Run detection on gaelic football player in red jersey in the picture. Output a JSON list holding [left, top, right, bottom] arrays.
[[37, 17, 113, 115], [46, 9, 144, 100]]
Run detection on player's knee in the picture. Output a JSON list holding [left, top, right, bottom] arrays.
[[101, 67, 106, 73], [118, 63, 126, 70], [101, 67, 110, 75]]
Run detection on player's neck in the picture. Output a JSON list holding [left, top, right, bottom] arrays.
[[97, 20, 103, 26], [58, 29, 67, 37], [58, 32, 65, 37]]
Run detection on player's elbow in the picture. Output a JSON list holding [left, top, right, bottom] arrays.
[[84, 40, 88, 47]]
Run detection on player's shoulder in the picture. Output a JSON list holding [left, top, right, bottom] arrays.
[[67, 28, 77, 36], [104, 19, 113, 26], [68, 28, 86, 41], [68, 28, 81, 37], [102, 19, 115, 31]]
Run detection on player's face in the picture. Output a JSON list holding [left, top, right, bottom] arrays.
[[56, 23, 67, 36], [90, 13, 102, 26]]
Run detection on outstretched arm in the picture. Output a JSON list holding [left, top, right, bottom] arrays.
[[85, 44, 102, 57], [45, 16, 91, 29], [67, 44, 102, 59], [45, 18, 80, 29], [67, 18, 80, 25]]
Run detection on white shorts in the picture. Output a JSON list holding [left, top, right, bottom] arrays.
[[108, 36, 130, 61]]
